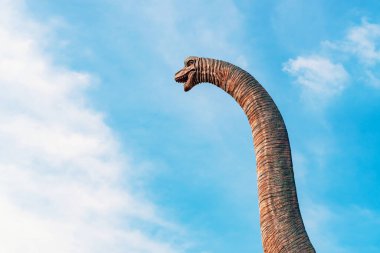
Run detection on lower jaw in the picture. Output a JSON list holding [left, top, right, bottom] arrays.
[[184, 81, 193, 92], [183, 72, 195, 92]]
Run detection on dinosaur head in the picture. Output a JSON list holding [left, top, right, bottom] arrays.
[[174, 56, 199, 92]]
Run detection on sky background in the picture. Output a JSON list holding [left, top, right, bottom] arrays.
[[0, 0, 380, 252]]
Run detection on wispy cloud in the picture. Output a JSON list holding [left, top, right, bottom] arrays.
[[346, 21, 380, 65], [324, 20, 380, 88], [325, 20, 380, 65], [283, 56, 349, 104], [0, 1, 185, 252], [284, 20, 380, 104]]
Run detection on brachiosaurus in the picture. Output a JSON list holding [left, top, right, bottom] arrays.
[[174, 56, 315, 253]]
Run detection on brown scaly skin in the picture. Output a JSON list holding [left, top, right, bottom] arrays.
[[174, 56, 315, 253]]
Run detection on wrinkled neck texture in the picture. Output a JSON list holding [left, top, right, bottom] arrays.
[[198, 58, 315, 253]]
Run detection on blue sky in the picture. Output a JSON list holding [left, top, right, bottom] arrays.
[[1, 0, 380, 252]]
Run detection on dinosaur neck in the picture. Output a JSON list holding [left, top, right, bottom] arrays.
[[198, 58, 315, 253]]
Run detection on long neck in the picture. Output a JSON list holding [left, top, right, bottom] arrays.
[[198, 58, 315, 253]]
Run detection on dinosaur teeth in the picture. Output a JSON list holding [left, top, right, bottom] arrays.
[[175, 74, 188, 83]]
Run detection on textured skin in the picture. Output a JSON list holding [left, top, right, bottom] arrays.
[[175, 57, 316, 253]]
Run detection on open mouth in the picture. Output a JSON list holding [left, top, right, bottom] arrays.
[[174, 72, 189, 83], [174, 70, 195, 92]]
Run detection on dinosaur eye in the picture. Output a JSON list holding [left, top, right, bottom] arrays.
[[186, 60, 194, 66]]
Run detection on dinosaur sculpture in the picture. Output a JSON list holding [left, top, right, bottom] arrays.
[[174, 57, 315, 253]]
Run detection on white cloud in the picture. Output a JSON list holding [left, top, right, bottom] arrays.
[[284, 20, 380, 104], [323, 20, 380, 88], [334, 20, 380, 65], [283, 56, 349, 103], [0, 1, 184, 252]]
